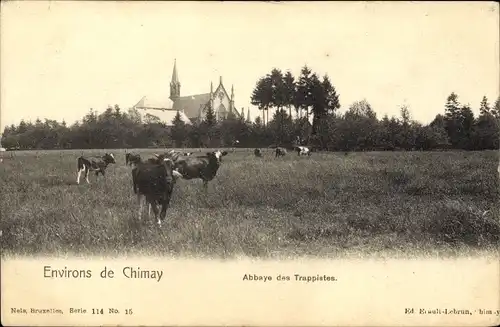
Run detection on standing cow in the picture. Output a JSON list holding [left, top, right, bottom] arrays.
[[173, 150, 228, 189], [295, 146, 312, 156], [275, 147, 287, 157], [132, 158, 182, 226], [76, 153, 116, 184]]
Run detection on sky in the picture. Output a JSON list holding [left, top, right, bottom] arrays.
[[1, 1, 498, 131]]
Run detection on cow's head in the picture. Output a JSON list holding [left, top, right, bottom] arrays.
[[162, 158, 182, 181], [208, 150, 228, 165], [104, 153, 116, 164]]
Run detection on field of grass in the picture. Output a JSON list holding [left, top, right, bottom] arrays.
[[0, 148, 499, 259]]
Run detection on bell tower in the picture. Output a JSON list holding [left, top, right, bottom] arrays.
[[169, 59, 181, 101]]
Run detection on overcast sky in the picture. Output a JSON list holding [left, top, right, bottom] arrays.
[[1, 1, 498, 131]]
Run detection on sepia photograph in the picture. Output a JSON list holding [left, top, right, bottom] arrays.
[[1, 1, 499, 326]]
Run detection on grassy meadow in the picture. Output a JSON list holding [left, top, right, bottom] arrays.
[[0, 148, 499, 259]]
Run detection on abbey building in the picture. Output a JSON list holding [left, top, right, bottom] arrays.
[[133, 60, 247, 126]]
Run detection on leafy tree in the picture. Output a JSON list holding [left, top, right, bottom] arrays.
[[458, 105, 475, 149], [251, 75, 273, 126]]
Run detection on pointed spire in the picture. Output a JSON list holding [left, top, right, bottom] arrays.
[[171, 59, 179, 84], [231, 84, 234, 100], [219, 76, 223, 85], [170, 59, 181, 100], [210, 81, 213, 95], [247, 108, 250, 122]]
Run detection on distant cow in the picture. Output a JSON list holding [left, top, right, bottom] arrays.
[[275, 147, 287, 157], [132, 158, 183, 226], [295, 146, 311, 156], [254, 148, 262, 157], [173, 150, 228, 189], [76, 153, 116, 184], [125, 152, 142, 166]]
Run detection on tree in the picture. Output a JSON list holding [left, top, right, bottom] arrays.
[[344, 100, 378, 150], [170, 111, 186, 147], [251, 75, 273, 126], [296, 65, 313, 120], [283, 71, 296, 118], [479, 96, 491, 116], [144, 113, 161, 125], [444, 92, 462, 148], [492, 96, 500, 119], [458, 105, 475, 149], [472, 97, 499, 150]]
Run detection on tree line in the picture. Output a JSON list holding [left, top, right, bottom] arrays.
[[1, 66, 499, 151]]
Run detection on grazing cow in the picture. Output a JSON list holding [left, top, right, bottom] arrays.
[[76, 153, 116, 184], [275, 147, 287, 157], [132, 158, 183, 226], [174, 150, 228, 189], [295, 146, 311, 156], [254, 148, 262, 157], [125, 152, 142, 166]]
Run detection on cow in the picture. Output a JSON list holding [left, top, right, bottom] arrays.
[[295, 146, 311, 156], [76, 153, 116, 184], [275, 147, 287, 157], [254, 148, 262, 157], [125, 152, 142, 166], [132, 158, 183, 226], [173, 150, 228, 189], [147, 150, 186, 165]]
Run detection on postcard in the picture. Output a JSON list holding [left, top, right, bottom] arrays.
[[1, 1, 499, 326]]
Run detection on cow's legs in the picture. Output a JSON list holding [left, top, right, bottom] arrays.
[[137, 194, 144, 220], [84, 167, 90, 184], [158, 198, 171, 226], [149, 200, 160, 225], [76, 169, 83, 184]]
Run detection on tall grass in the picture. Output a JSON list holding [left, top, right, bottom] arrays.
[[0, 149, 498, 259]]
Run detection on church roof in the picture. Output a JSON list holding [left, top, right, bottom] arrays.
[[172, 93, 211, 119], [134, 96, 174, 110], [135, 107, 192, 126]]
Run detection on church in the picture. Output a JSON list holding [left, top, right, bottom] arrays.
[[133, 60, 249, 126]]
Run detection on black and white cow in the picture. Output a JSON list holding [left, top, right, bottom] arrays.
[[173, 150, 228, 189], [254, 148, 263, 157], [295, 146, 311, 156], [76, 153, 116, 184]]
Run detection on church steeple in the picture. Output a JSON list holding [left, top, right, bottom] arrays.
[[170, 59, 181, 101], [230, 84, 235, 113]]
